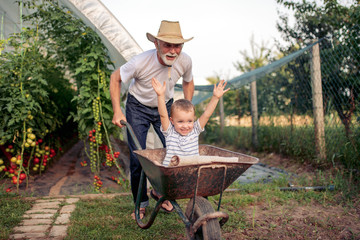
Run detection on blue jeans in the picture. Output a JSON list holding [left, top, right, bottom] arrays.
[[125, 94, 173, 208]]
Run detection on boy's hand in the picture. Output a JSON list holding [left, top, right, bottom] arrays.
[[152, 77, 166, 96], [213, 80, 230, 99]]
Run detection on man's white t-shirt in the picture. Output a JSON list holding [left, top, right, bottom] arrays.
[[120, 49, 193, 107]]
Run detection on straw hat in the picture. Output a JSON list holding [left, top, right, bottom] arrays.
[[146, 20, 193, 44]]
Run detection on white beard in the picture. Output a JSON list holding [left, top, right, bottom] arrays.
[[159, 52, 178, 66]]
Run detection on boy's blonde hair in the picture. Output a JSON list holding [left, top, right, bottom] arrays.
[[170, 99, 195, 117]]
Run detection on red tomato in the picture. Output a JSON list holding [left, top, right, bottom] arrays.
[[19, 173, 26, 180], [12, 176, 17, 184]]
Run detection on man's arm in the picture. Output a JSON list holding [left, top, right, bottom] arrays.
[[110, 68, 126, 128], [182, 79, 194, 101], [152, 78, 170, 131]]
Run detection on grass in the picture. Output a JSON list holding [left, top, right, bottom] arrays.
[[1, 171, 359, 239], [0, 189, 34, 239], [65, 195, 186, 240], [62, 174, 355, 240]]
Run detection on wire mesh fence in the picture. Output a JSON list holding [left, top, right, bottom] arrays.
[[201, 25, 359, 170]]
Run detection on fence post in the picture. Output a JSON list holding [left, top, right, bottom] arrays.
[[311, 40, 326, 161], [250, 80, 258, 148]]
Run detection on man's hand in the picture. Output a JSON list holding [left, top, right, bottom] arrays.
[[112, 111, 126, 128], [151, 77, 166, 97]]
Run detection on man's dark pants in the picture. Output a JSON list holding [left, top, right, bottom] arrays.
[[125, 93, 172, 207]]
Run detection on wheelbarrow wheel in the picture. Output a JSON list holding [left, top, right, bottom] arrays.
[[185, 197, 221, 240]]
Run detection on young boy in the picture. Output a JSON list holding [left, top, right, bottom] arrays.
[[151, 78, 230, 166], [150, 77, 229, 212]]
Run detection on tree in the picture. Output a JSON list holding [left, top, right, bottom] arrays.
[[276, 0, 359, 137], [234, 35, 278, 119]]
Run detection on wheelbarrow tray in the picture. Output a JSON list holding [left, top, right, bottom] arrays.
[[134, 144, 259, 200]]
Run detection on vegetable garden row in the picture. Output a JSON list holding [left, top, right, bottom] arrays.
[[0, 0, 125, 192]]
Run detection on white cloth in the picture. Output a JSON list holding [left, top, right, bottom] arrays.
[[120, 49, 193, 107], [169, 155, 239, 166], [161, 119, 204, 166]]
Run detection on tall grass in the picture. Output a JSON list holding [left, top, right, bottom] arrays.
[[201, 123, 360, 171]]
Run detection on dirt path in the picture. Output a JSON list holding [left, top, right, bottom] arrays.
[[6, 140, 126, 196]]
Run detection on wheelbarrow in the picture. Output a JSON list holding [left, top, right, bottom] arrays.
[[121, 120, 259, 239]]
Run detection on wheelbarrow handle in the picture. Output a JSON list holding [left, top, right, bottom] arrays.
[[120, 120, 155, 228], [120, 120, 142, 151]]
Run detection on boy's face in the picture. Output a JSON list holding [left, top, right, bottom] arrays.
[[170, 109, 195, 136]]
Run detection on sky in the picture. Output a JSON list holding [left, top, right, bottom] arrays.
[[100, 0, 289, 85]]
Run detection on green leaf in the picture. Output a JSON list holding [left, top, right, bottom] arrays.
[[7, 118, 15, 127], [91, 73, 98, 80], [102, 112, 110, 119], [81, 91, 91, 98], [81, 108, 91, 115]]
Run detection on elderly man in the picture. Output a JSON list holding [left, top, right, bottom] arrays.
[[110, 20, 194, 219]]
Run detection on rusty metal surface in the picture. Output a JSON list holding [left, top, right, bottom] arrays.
[[134, 145, 259, 200]]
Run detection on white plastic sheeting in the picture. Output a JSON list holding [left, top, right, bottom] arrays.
[[58, 0, 142, 66], [0, 1, 33, 38], [0, 0, 142, 68]]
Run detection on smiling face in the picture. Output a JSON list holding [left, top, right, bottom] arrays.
[[170, 99, 195, 136], [170, 109, 195, 136], [155, 40, 183, 66]]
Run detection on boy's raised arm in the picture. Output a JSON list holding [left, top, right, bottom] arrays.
[[199, 80, 230, 129], [151, 78, 170, 131]]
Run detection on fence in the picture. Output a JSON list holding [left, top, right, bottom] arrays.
[[199, 25, 359, 170]]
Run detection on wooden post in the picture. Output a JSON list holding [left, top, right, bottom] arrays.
[[311, 40, 326, 161], [250, 80, 258, 148]]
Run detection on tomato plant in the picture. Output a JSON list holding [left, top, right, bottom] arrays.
[[1, 0, 128, 193], [0, 2, 77, 191]]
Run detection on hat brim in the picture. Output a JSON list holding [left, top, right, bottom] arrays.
[[146, 33, 193, 44]]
